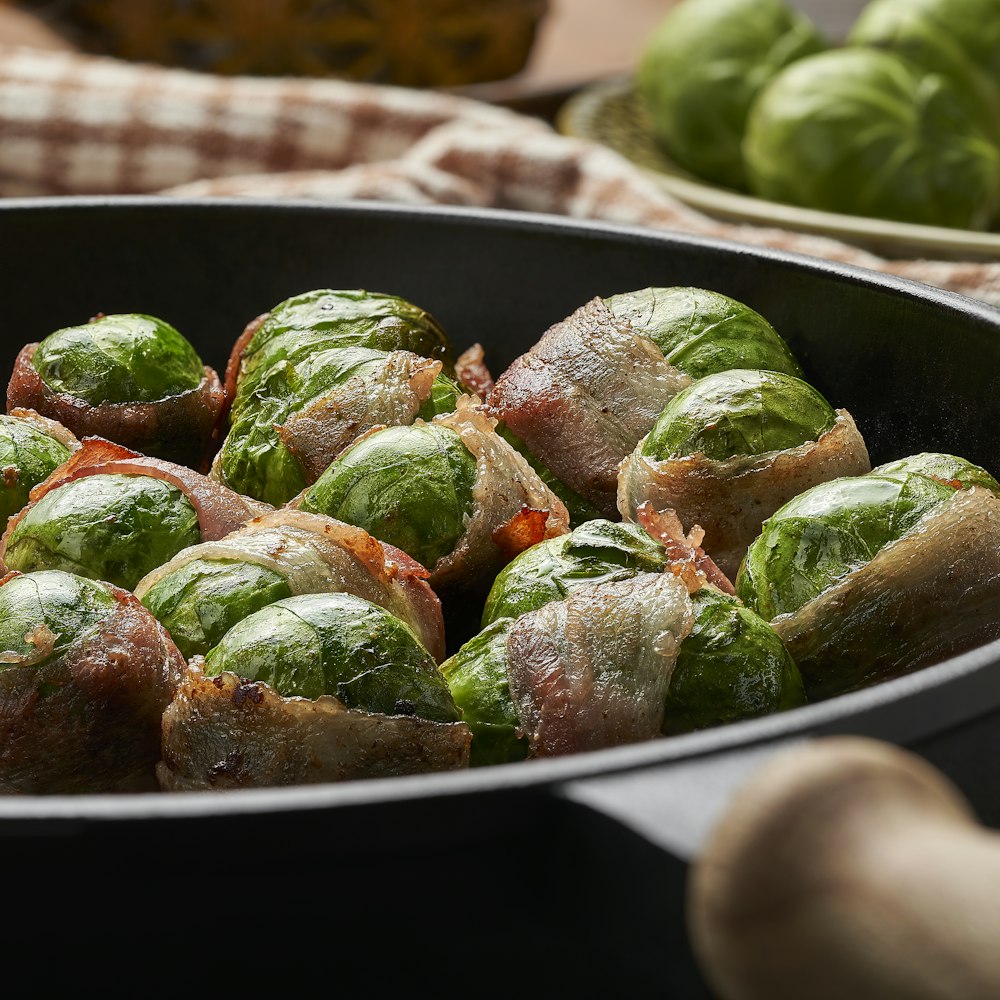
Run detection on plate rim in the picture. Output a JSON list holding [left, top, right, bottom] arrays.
[[557, 75, 1000, 261]]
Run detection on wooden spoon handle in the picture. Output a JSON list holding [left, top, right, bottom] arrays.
[[688, 736, 1000, 1000]]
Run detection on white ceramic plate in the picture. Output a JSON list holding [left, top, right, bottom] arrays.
[[557, 76, 1000, 262]]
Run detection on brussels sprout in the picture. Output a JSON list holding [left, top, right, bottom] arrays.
[[298, 422, 477, 572], [736, 472, 957, 621], [440, 617, 527, 767], [604, 287, 804, 380], [872, 452, 1000, 493], [637, 0, 826, 189], [220, 344, 462, 506], [0, 569, 117, 669], [641, 369, 836, 463], [482, 518, 667, 627], [0, 414, 74, 521], [743, 48, 1000, 230], [203, 592, 459, 723], [3, 473, 202, 591], [140, 558, 293, 659], [31, 313, 204, 405], [848, 0, 1000, 147], [662, 586, 805, 734], [240, 288, 453, 380]]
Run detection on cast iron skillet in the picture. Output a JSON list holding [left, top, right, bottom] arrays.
[[1, 198, 999, 993]]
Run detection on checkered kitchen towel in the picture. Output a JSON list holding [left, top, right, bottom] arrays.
[[2, 43, 999, 306]]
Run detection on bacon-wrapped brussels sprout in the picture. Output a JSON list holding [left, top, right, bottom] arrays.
[[295, 398, 570, 593], [452, 517, 805, 764], [0, 409, 79, 521], [488, 290, 810, 518], [0, 438, 269, 591], [135, 509, 445, 661], [604, 287, 804, 380], [618, 369, 871, 578], [0, 569, 185, 793], [446, 574, 698, 762], [158, 591, 470, 790], [482, 518, 669, 626], [736, 469, 1000, 699], [7, 313, 224, 469], [215, 289, 466, 506]]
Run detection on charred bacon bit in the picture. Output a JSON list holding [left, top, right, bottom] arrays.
[[635, 501, 736, 595], [491, 506, 551, 562], [455, 342, 494, 399], [8, 343, 226, 473]]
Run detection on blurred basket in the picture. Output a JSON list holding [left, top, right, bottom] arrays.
[[13, 0, 551, 87]]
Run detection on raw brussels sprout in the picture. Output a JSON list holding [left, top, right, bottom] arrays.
[[203, 592, 459, 723], [662, 586, 805, 734], [848, 0, 1000, 146], [604, 287, 804, 380], [736, 472, 957, 621], [4, 473, 202, 591], [220, 344, 462, 506], [743, 47, 1000, 230], [0, 414, 74, 520], [140, 558, 293, 659], [482, 518, 667, 627], [298, 422, 477, 572], [641, 369, 837, 463], [0, 568, 116, 669], [440, 617, 527, 767], [872, 452, 1000, 493], [637, 0, 826, 189], [31, 313, 204, 404]]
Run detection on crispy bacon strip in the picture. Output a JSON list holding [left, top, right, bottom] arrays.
[[158, 663, 471, 790], [487, 297, 690, 516], [7, 343, 226, 472], [220, 312, 268, 424], [0, 436, 271, 567], [427, 397, 570, 591], [505, 574, 695, 757], [277, 352, 443, 482]]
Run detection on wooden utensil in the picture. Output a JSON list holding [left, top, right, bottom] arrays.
[[689, 736, 1000, 1000]]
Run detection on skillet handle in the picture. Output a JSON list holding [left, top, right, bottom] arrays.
[[686, 736, 1000, 1000], [553, 734, 810, 862]]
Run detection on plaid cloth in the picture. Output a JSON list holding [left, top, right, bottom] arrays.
[[2, 43, 999, 306]]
